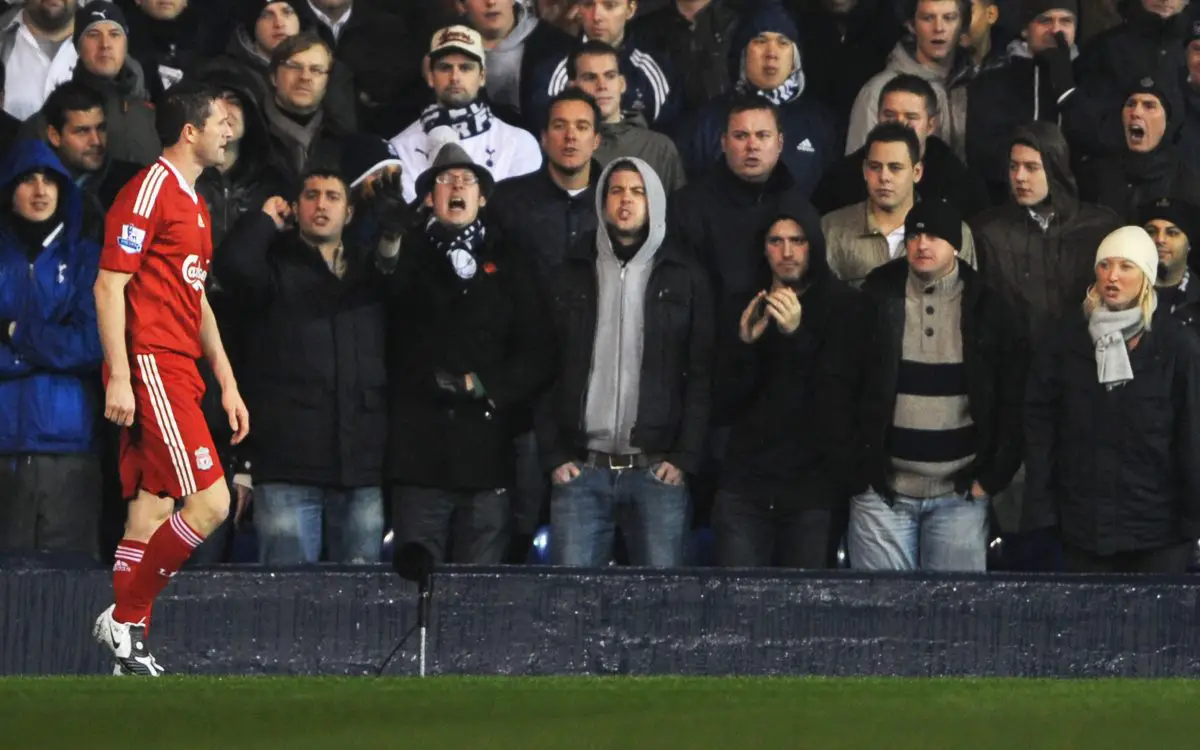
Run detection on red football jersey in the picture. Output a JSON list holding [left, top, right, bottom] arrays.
[[100, 157, 213, 359]]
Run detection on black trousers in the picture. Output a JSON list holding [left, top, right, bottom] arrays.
[[1062, 541, 1195, 574], [392, 485, 510, 565], [712, 489, 832, 569], [0, 454, 102, 558]]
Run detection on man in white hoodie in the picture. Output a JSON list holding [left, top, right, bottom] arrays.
[[389, 24, 542, 203]]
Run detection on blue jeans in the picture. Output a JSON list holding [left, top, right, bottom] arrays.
[[847, 487, 989, 571], [550, 463, 690, 567], [255, 484, 384, 565]]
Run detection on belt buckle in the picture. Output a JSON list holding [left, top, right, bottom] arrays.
[[607, 453, 634, 471]]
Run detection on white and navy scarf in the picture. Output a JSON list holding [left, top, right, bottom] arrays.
[[737, 46, 805, 106], [428, 217, 487, 280], [420, 101, 493, 140]]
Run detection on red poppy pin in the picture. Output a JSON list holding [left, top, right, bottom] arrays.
[[482, 261, 498, 275]]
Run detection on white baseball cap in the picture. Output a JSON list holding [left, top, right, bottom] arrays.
[[429, 25, 486, 69]]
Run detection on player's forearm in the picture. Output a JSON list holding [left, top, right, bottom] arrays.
[[94, 271, 132, 379], [200, 295, 237, 392]]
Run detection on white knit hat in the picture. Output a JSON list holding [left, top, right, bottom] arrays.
[[1095, 226, 1161, 284]]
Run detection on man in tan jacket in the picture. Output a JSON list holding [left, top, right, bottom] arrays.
[[822, 122, 975, 286]]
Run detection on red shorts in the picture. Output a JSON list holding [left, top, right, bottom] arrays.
[[111, 353, 223, 500]]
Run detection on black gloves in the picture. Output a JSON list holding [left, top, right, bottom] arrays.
[[433, 368, 474, 401], [373, 168, 411, 237], [1037, 32, 1075, 103]]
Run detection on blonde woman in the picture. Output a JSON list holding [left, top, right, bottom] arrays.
[[1023, 226, 1200, 573]]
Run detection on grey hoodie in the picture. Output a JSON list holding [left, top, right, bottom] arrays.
[[485, 0, 540, 112], [584, 157, 669, 455]]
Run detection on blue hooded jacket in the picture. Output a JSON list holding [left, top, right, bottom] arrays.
[[674, 1, 839, 197], [0, 140, 103, 454]]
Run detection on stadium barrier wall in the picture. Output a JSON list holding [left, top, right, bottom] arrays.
[[3, 564, 1200, 677]]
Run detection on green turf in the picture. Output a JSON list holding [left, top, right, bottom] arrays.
[[1, 677, 1197, 749]]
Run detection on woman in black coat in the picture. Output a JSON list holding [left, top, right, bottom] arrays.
[[1023, 226, 1200, 573]]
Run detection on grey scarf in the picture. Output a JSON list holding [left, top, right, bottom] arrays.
[[264, 97, 325, 174], [1087, 306, 1145, 388]]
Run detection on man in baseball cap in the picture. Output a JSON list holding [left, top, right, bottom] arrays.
[[387, 25, 541, 203]]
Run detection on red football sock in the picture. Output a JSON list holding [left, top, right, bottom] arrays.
[[112, 540, 146, 600], [113, 513, 203, 625]]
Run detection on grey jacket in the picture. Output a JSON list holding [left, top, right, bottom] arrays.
[[595, 115, 686, 192], [584, 157, 669, 454]]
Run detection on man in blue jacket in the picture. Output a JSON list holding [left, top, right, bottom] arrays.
[[0, 140, 104, 558]]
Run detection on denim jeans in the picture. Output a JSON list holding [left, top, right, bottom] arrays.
[[550, 463, 690, 567], [392, 486, 510, 564], [711, 490, 831, 569], [255, 484, 385, 565], [847, 487, 989, 571]]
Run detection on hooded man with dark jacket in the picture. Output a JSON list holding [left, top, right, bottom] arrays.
[[1079, 76, 1200, 219], [675, 2, 839, 192], [382, 142, 552, 565], [539, 156, 713, 568], [972, 122, 1121, 347], [0, 140, 104, 557], [714, 196, 873, 569]]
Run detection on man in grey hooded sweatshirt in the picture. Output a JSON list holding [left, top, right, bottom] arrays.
[[537, 156, 714, 568]]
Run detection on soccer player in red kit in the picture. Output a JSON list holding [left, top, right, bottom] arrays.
[[92, 81, 248, 676]]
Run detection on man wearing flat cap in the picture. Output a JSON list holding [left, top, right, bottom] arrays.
[[851, 197, 1028, 572], [1142, 195, 1200, 333], [378, 141, 552, 565]]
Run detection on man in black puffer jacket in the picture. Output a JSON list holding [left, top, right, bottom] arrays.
[[714, 196, 873, 569]]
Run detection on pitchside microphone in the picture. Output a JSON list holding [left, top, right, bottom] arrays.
[[377, 541, 435, 677]]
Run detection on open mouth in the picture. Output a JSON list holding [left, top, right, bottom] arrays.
[[1128, 122, 1147, 144], [448, 197, 467, 210], [1103, 284, 1122, 295]]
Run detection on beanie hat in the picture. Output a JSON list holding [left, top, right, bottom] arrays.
[[73, 2, 128, 49], [1020, 0, 1078, 27], [1137, 196, 1200, 247], [1095, 226, 1160, 284], [905, 198, 963, 252], [242, 0, 308, 37], [1187, 18, 1200, 46], [1126, 76, 1174, 122], [340, 133, 404, 189]]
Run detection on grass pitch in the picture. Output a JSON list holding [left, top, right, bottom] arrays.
[[1, 676, 1197, 749]]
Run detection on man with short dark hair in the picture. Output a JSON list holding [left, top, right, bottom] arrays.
[[213, 169, 387, 565], [823, 122, 978, 286], [568, 40, 685, 191], [1143, 196, 1200, 333], [815, 73, 987, 216], [851, 198, 1027, 572], [0, 0, 78, 121], [540, 157, 712, 567]]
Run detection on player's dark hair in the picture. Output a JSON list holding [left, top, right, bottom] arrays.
[[296, 169, 349, 200], [878, 74, 940, 118], [864, 122, 922, 166], [269, 31, 333, 75], [43, 81, 106, 133], [723, 94, 782, 134], [544, 88, 602, 133], [156, 80, 222, 148], [567, 40, 620, 80]]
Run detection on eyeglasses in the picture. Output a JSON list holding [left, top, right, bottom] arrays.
[[280, 61, 330, 77], [435, 173, 479, 186]]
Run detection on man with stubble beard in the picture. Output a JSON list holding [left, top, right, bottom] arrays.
[[0, 0, 78, 121]]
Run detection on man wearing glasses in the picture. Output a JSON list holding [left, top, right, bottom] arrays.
[[376, 141, 552, 564], [262, 31, 348, 188], [388, 25, 542, 204]]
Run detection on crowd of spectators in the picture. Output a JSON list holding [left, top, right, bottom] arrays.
[[1, 0, 1199, 574]]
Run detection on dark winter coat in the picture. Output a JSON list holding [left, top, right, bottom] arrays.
[[77, 158, 144, 243], [1023, 306, 1200, 553], [1161, 272, 1200, 335], [119, 0, 221, 104], [720, 196, 874, 504], [537, 234, 714, 475], [814, 135, 989, 217], [857, 258, 1029, 500], [1079, 145, 1200, 221], [971, 122, 1122, 349], [386, 225, 553, 490], [212, 213, 388, 489]]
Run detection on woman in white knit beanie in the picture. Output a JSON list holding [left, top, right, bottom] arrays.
[[1023, 225, 1200, 574]]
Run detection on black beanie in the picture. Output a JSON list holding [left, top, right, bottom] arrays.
[[1138, 196, 1200, 246], [241, 0, 307, 36], [73, 2, 129, 49], [905, 198, 963, 252], [1126, 76, 1175, 123], [1020, 0, 1078, 27]]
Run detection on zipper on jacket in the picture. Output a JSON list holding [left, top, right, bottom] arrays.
[[612, 264, 627, 450]]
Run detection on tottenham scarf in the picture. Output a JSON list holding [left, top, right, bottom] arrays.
[[419, 100, 493, 140], [736, 46, 805, 106], [428, 217, 486, 280]]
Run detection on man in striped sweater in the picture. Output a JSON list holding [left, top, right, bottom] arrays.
[[850, 197, 1028, 571]]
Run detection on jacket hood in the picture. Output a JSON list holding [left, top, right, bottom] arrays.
[[1010, 121, 1079, 215], [493, 0, 539, 52], [757, 194, 829, 283], [194, 68, 274, 174], [0, 140, 84, 245], [888, 37, 958, 80], [594, 156, 667, 260], [734, 2, 804, 96]]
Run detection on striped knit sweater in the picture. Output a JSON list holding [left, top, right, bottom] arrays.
[[887, 264, 977, 498]]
